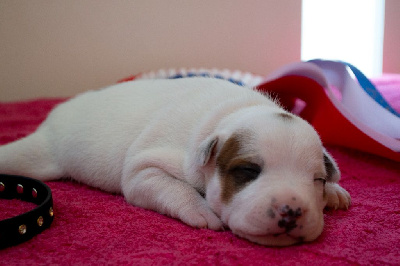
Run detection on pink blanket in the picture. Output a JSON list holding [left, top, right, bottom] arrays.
[[1, 78, 399, 265]]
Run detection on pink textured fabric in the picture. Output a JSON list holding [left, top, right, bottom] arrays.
[[0, 79, 399, 265]]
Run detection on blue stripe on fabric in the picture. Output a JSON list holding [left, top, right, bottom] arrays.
[[169, 72, 245, 86], [340, 61, 400, 117]]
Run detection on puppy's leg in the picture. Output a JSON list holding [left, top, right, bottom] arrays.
[[0, 130, 63, 180], [325, 182, 351, 210], [123, 167, 223, 230]]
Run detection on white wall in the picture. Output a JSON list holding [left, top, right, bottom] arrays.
[[0, 0, 301, 101], [383, 0, 400, 74]]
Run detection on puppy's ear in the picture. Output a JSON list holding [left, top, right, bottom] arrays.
[[323, 149, 341, 183], [197, 137, 219, 166]]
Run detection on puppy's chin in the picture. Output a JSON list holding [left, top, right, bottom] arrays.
[[233, 230, 305, 246], [227, 213, 325, 247]]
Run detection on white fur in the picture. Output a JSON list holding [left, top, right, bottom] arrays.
[[0, 78, 350, 246]]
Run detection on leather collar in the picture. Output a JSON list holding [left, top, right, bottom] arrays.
[[0, 174, 54, 249]]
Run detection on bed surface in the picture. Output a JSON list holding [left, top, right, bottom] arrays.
[[1, 76, 399, 265]]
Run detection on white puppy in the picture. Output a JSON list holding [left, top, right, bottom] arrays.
[[0, 78, 350, 246]]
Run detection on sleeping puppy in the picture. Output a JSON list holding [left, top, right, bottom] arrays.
[[0, 77, 350, 246]]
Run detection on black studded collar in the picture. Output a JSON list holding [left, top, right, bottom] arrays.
[[0, 175, 54, 249]]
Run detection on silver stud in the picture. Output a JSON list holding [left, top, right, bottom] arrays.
[[0, 182, 4, 192], [49, 207, 54, 217], [19, 224, 27, 235], [37, 216, 44, 227], [32, 188, 38, 198], [17, 184, 24, 194]]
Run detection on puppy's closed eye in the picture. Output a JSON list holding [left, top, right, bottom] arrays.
[[229, 163, 262, 184], [313, 178, 326, 186]]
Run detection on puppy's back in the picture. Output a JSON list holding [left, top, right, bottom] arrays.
[[0, 78, 270, 192]]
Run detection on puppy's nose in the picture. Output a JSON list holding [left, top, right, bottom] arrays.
[[277, 205, 302, 232], [268, 193, 307, 234]]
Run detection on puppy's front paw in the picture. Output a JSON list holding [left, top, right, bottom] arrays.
[[325, 182, 351, 210], [179, 202, 224, 231]]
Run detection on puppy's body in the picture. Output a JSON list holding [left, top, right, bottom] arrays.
[[0, 78, 350, 246]]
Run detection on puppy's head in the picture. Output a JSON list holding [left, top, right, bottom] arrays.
[[198, 106, 339, 246]]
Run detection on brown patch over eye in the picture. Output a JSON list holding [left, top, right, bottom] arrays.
[[217, 134, 261, 203]]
